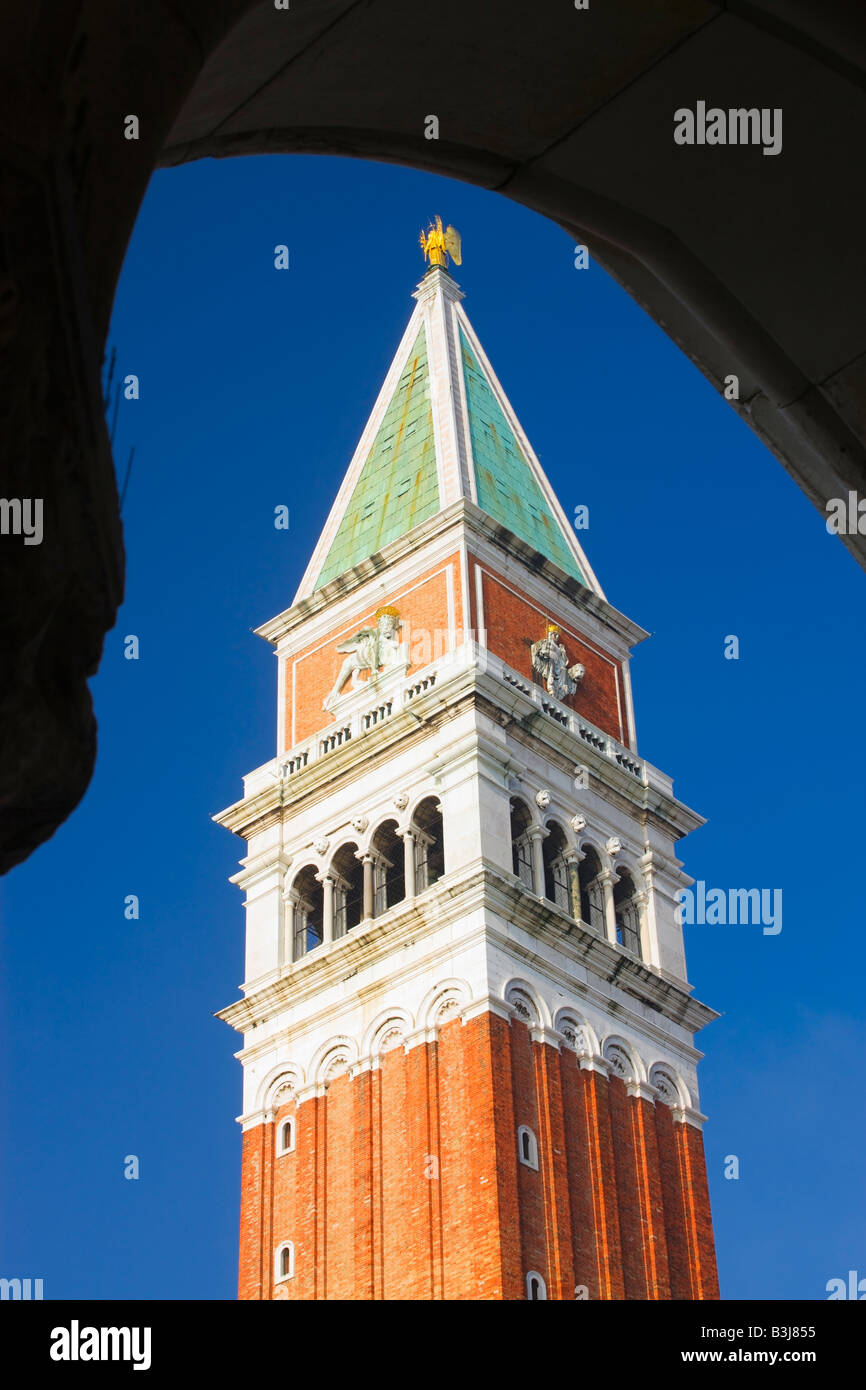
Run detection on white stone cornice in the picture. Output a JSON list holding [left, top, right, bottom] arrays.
[[529, 1024, 562, 1049], [238, 1108, 269, 1132], [235, 1066, 703, 1133], [462, 992, 512, 1025], [230, 853, 293, 896], [627, 1080, 658, 1103], [254, 499, 647, 656], [422, 724, 524, 795], [672, 1105, 708, 1129], [578, 1054, 610, 1077], [218, 860, 717, 1048]]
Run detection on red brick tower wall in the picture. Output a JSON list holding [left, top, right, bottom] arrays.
[[283, 552, 631, 754], [285, 555, 461, 749], [467, 556, 631, 746], [238, 1011, 719, 1301]]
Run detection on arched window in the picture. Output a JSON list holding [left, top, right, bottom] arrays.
[[614, 869, 642, 958], [290, 865, 323, 959], [577, 846, 605, 935], [276, 1117, 295, 1156], [412, 798, 444, 891], [517, 1125, 539, 1171], [510, 799, 534, 890], [542, 821, 572, 914], [275, 1242, 294, 1282], [526, 1271, 547, 1300], [370, 819, 405, 915], [329, 842, 363, 939]]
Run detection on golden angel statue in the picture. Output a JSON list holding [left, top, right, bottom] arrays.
[[419, 216, 462, 269]]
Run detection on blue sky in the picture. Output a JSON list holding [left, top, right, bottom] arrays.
[[1, 153, 863, 1300]]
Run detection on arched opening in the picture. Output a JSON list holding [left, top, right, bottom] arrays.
[[578, 846, 605, 936], [517, 1125, 539, 1171], [614, 868, 642, 959], [370, 818, 405, 916], [290, 865, 324, 960], [276, 1117, 294, 1156], [510, 799, 534, 891], [412, 797, 444, 892], [542, 820, 572, 914], [275, 1242, 294, 1281], [526, 1271, 547, 1301], [329, 842, 364, 939]]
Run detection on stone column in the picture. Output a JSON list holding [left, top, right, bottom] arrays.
[[528, 826, 547, 898], [401, 829, 416, 898], [640, 850, 655, 962], [599, 868, 617, 945], [361, 853, 375, 921], [565, 850, 582, 922], [635, 890, 650, 962], [319, 874, 335, 944], [282, 889, 299, 967]]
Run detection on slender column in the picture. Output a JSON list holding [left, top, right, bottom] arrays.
[[565, 850, 583, 922], [599, 869, 617, 945], [528, 826, 547, 898], [319, 874, 335, 944], [282, 890, 299, 967], [634, 890, 650, 961], [401, 829, 416, 898], [361, 853, 375, 920]]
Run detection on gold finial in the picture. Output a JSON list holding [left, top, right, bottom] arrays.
[[419, 215, 462, 270]]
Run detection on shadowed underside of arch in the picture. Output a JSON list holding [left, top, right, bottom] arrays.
[[1, 0, 864, 871]]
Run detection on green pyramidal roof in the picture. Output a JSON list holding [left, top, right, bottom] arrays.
[[459, 328, 585, 584], [314, 324, 439, 590], [300, 267, 597, 602]]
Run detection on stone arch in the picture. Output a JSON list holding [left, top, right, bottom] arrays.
[[409, 795, 444, 891], [601, 1035, 644, 1084], [256, 1062, 305, 1113], [542, 816, 574, 914], [545, 813, 576, 851], [311, 1035, 359, 1089], [419, 977, 472, 1030], [286, 859, 319, 889], [287, 862, 324, 959], [612, 862, 643, 959], [362, 1006, 414, 1058], [503, 978, 547, 1028], [326, 839, 364, 938], [648, 1063, 690, 1110], [368, 816, 405, 915], [553, 1007, 598, 1057], [576, 842, 606, 937], [510, 796, 536, 890], [403, 789, 438, 830]]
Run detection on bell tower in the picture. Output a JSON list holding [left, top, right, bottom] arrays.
[[216, 228, 720, 1301]]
